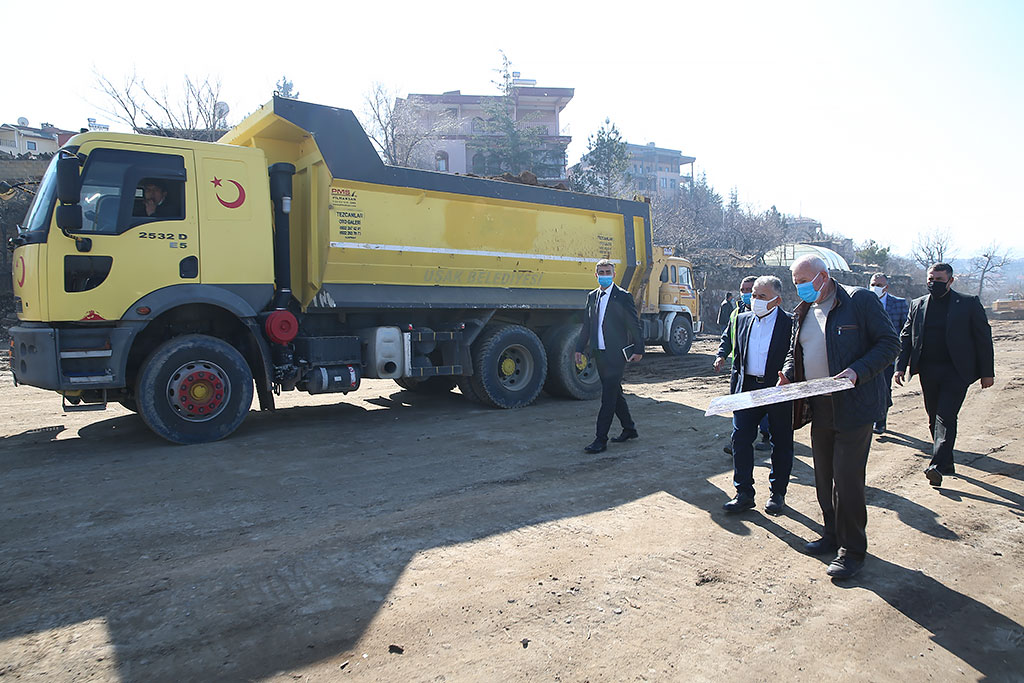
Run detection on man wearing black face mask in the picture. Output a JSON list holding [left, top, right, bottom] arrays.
[[895, 263, 995, 487]]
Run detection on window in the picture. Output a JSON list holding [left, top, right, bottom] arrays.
[[435, 151, 449, 172], [670, 265, 677, 283], [660, 178, 667, 189], [471, 152, 486, 174], [0, 138, 15, 147], [660, 265, 669, 282], [679, 267, 693, 287], [78, 148, 186, 233], [27, 141, 37, 151]]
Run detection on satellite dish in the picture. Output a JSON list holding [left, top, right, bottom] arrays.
[[17, 117, 29, 126], [214, 102, 230, 120]]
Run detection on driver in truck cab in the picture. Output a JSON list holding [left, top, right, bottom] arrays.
[[134, 179, 176, 218]]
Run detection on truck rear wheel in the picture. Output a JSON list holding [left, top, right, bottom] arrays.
[[135, 334, 254, 444], [662, 316, 693, 356], [468, 324, 547, 409], [394, 376, 458, 394], [543, 324, 601, 400]]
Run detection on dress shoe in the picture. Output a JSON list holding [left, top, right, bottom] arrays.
[[722, 495, 755, 513], [925, 465, 943, 487], [873, 423, 885, 435], [583, 439, 607, 454], [804, 537, 838, 555], [826, 553, 864, 579], [610, 429, 639, 443], [754, 440, 771, 452], [723, 445, 733, 455], [764, 493, 785, 516]]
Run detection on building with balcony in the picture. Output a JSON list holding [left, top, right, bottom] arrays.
[[399, 82, 574, 180], [626, 142, 696, 198]]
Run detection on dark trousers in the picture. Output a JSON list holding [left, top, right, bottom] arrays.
[[877, 364, 895, 427], [809, 396, 873, 558], [594, 351, 634, 442], [918, 363, 970, 472], [730, 376, 794, 499]]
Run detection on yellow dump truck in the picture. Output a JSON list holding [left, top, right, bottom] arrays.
[[9, 97, 700, 443]]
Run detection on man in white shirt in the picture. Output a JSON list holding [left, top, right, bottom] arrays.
[[714, 276, 794, 515], [575, 260, 644, 453]]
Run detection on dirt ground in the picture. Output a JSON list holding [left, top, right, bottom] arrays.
[[1, 322, 1022, 682]]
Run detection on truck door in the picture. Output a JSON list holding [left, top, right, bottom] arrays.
[[46, 145, 200, 323]]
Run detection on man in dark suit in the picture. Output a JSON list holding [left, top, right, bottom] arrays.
[[869, 272, 910, 434], [575, 259, 644, 454], [895, 263, 995, 487], [717, 275, 770, 453], [714, 276, 794, 515], [717, 292, 735, 331]]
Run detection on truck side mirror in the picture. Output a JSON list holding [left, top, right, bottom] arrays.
[[56, 154, 81, 205]]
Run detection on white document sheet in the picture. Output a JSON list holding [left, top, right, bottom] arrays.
[[704, 377, 856, 417]]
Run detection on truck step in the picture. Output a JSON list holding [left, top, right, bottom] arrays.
[[63, 402, 108, 412], [59, 348, 113, 359], [63, 389, 108, 412], [408, 364, 462, 378], [65, 373, 114, 384]]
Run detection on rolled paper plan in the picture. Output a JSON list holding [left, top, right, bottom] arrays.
[[705, 377, 856, 417]]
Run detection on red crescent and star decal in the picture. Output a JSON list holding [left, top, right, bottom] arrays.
[[211, 177, 246, 209], [80, 310, 106, 321], [16, 255, 25, 288]]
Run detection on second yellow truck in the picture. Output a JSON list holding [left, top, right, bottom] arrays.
[[9, 97, 700, 443]]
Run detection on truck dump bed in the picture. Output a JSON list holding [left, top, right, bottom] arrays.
[[222, 97, 652, 310]]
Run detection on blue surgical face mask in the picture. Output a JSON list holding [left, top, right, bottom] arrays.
[[741, 293, 752, 306], [597, 275, 614, 288], [796, 272, 823, 303]]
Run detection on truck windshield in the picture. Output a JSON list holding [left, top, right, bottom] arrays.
[[21, 155, 59, 235]]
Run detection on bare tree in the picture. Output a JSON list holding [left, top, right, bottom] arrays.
[[361, 83, 461, 169], [967, 243, 1013, 302], [911, 228, 955, 269], [93, 69, 229, 141]]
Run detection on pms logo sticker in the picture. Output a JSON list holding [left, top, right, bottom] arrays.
[[210, 177, 246, 208], [80, 310, 105, 321], [15, 255, 26, 287]]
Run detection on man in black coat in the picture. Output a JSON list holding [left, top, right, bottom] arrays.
[[780, 255, 899, 579], [717, 292, 735, 331], [714, 276, 794, 515], [575, 259, 644, 454], [895, 263, 995, 487]]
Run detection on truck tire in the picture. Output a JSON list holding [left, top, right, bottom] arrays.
[[662, 316, 693, 356], [543, 324, 601, 400], [135, 334, 254, 444], [468, 324, 547, 409], [394, 376, 458, 394]]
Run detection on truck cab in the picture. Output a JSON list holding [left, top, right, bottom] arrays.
[[636, 246, 702, 355]]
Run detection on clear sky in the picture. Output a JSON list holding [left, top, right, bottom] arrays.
[[6, 0, 1022, 256]]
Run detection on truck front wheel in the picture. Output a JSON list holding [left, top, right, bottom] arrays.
[[662, 316, 694, 356], [468, 324, 547, 409], [136, 334, 254, 444]]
